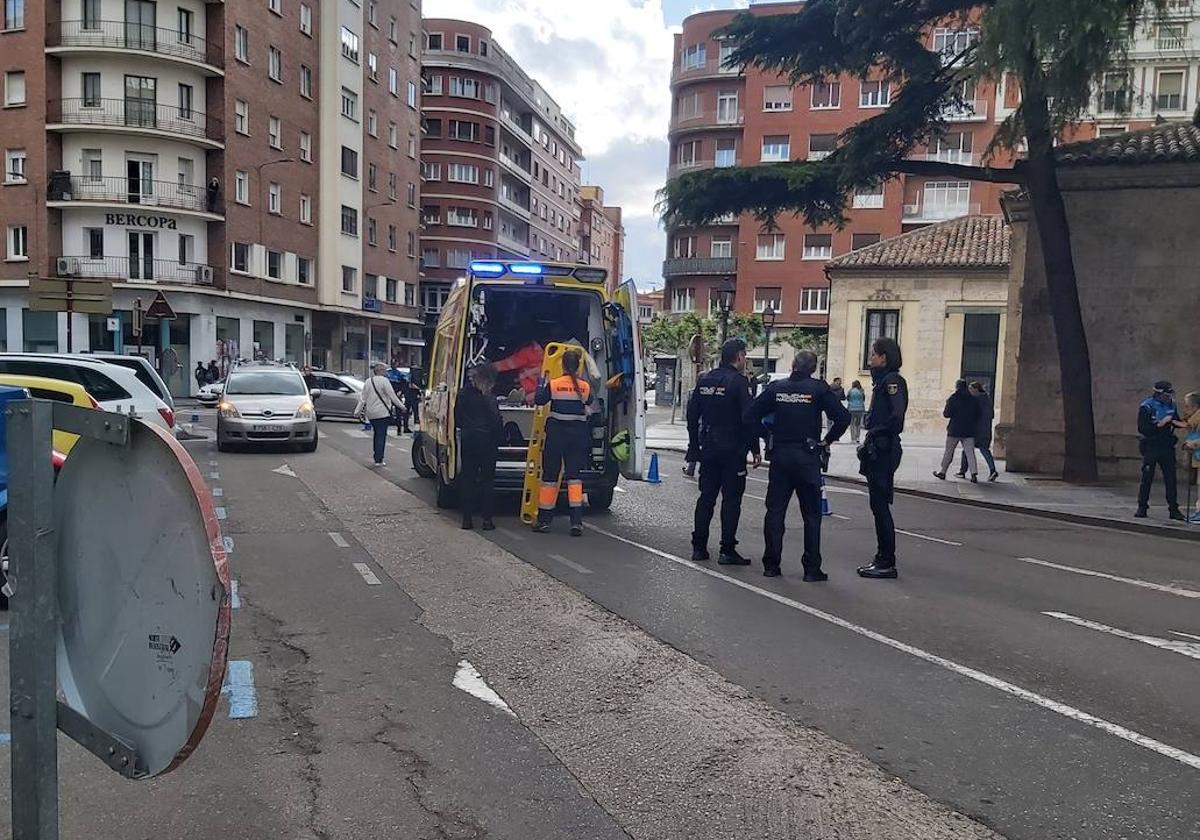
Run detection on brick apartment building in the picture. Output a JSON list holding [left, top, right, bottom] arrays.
[[0, 0, 424, 396], [419, 19, 584, 319], [663, 2, 1200, 361], [579, 185, 624, 290]]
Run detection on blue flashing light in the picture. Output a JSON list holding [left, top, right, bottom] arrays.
[[470, 261, 507, 276], [509, 263, 544, 276]]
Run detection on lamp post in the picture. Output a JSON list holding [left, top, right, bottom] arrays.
[[761, 304, 777, 386], [716, 281, 734, 346]]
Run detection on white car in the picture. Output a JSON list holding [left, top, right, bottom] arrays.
[[0, 355, 175, 431], [197, 381, 224, 406]]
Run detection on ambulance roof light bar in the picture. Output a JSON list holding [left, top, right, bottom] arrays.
[[467, 260, 607, 284]]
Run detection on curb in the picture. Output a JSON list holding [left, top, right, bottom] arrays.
[[647, 443, 1200, 543]]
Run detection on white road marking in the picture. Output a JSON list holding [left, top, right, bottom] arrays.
[[209, 459, 219, 466], [613, 486, 627, 494], [1018, 557, 1200, 599], [230, 580, 241, 609], [352, 563, 382, 586], [1171, 630, 1200, 643], [211, 487, 223, 497], [221, 660, 258, 720], [746, 493, 766, 502], [896, 529, 963, 547], [223, 536, 234, 554], [215, 506, 227, 520], [209, 472, 220, 480], [497, 527, 526, 542], [831, 513, 852, 522], [272, 464, 298, 478], [1044, 612, 1200, 661], [453, 660, 516, 718], [584, 523, 1200, 771], [548, 553, 592, 575], [328, 531, 350, 548], [343, 428, 372, 439]]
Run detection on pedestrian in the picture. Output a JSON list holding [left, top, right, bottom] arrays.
[[354, 362, 408, 467], [533, 349, 593, 536], [933, 380, 982, 483], [686, 338, 761, 565], [847, 380, 867, 443], [745, 351, 849, 580], [1180, 391, 1200, 523], [1136, 380, 1186, 521], [455, 364, 503, 532], [830, 377, 846, 404], [194, 362, 207, 394], [386, 364, 410, 434], [206, 359, 220, 385], [857, 337, 908, 579], [206, 177, 220, 213], [958, 381, 999, 482], [405, 378, 421, 429], [301, 365, 316, 391]]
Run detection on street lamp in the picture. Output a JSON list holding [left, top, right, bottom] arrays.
[[255, 157, 296, 276], [716, 280, 735, 346], [761, 304, 777, 385]]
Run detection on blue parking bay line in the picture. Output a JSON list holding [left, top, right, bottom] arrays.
[[0, 733, 10, 745], [221, 660, 258, 720]]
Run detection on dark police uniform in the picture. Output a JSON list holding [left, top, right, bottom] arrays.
[[1136, 394, 1182, 516], [860, 367, 908, 569], [745, 374, 850, 575], [687, 364, 759, 557]]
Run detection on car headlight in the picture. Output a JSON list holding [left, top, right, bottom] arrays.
[[296, 401, 315, 419], [218, 401, 240, 419]]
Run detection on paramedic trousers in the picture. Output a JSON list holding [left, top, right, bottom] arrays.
[[539, 418, 590, 527]]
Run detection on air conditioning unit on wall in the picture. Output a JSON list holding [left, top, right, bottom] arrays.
[[196, 265, 214, 283], [56, 257, 78, 276]]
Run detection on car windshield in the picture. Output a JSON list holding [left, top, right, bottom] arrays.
[[225, 371, 307, 396]]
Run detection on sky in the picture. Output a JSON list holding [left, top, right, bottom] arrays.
[[424, 0, 753, 290]]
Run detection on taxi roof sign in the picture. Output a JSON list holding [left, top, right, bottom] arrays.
[[468, 260, 607, 284]]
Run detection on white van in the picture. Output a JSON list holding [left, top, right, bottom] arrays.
[[0, 355, 174, 430]]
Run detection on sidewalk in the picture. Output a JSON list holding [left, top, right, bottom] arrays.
[[646, 406, 1199, 541]]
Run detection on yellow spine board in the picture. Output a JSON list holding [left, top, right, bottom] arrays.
[[519, 343, 593, 524]]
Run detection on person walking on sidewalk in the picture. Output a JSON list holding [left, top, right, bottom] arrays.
[[355, 362, 408, 467], [745, 351, 849, 580], [533, 349, 593, 537], [687, 339, 761, 565], [1180, 391, 1200, 523], [1136, 380, 1186, 521], [857, 338, 908, 580], [958, 381, 999, 481], [847, 380, 867, 443], [194, 362, 207, 394], [455, 364, 503, 532], [934, 380, 982, 483]]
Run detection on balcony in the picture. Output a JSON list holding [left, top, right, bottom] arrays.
[[48, 175, 223, 217], [497, 230, 529, 255], [498, 153, 532, 183], [902, 201, 981, 223], [48, 98, 224, 148], [46, 19, 223, 73], [497, 193, 532, 220], [498, 111, 534, 147], [54, 255, 216, 286], [663, 256, 738, 277], [671, 58, 744, 85], [923, 150, 980, 166], [942, 99, 989, 122], [670, 110, 745, 134]]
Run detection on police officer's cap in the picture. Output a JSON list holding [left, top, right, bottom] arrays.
[[1154, 380, 1174, 394]]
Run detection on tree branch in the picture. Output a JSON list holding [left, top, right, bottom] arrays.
[[891, 159, 1025, 183]]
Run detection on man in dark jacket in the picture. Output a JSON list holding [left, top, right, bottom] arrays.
[[934, 380, 982, 482], [687, 338, 761, 565], [745, 352, 849, 580], [454, 364, 504, 531], [1136, 380, 1186, 520], [958, 381, 999, 481], [857, 337, 908, 579]]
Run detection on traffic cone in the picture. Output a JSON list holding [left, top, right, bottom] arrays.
[[646, 452, 662, 484], [821, 476, 832, 517]]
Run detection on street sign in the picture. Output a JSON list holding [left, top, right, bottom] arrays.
[[28, 277, 113, 315], [144, 291, 176, 320], [106, 317, 119, 332], [132, 299, 144, 338]]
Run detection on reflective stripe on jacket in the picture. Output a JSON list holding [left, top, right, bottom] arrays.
[[536, 374, 593, 422]]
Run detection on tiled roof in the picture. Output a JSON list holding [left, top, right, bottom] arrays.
[[827, 215, 1010, 271], [1056, 122, 1200, 167]]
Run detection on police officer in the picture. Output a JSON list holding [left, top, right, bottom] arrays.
[[745, 352, 849, 580], [1136, 380, 1186, 521], [857, 337, 908, 579], [687, 338, 761, 564]]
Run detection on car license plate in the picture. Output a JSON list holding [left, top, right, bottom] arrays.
[[251, 424, 278, 433]]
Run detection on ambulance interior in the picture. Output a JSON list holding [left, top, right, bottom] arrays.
[[464, 284, 608, 454]]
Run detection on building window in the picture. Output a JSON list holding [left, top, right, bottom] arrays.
[[268, 0, 282, 15], [387, 172, 397, 199], [811, 79, 841, 109], [447, 163, 479, 184], [407, 81, 418, 108], [267, 249, 283, 280], [1156, 22, 1189, 50], [1099, 72, 1130, 112], [81, 72, 101, 107], [367, 163, 378, 191], [763, 85, 792, 111], [808, 133, 837, 160], [407, 231, 416, 257], [449, 120, 478, 141], [673, 235, 695, 258], [269, 47, 282, 82], [389, 122, 399, 148], [422, 247, 440, 268], [232, 242, 250, 273], [268, 182, 281, 214], [851, 233, 881, 250], [712, 138, 737, 169], [342, 266, 357, 293], [1155, 69, 1186, 110], [3, 0, 24, 29], [300, 65, 313, 98], [853, 184, 885, 209], [5, 148, 25, 183], [753, 287, 782, 313], [234, 99, 249, 134], [671, 287, 696, 313], [82, 148, 102, 181], [389, 225, 399, 252], [681, 43, 706, 70], [299, 3, 312, 36], [756, 234, 785, 261], [85, 227, 104, 259], [234, 170, 249, 204], [427, 33, 443, 50], [930, 130, 974, 164], [860, 80, 891, 107], [299, 131, 312, 162], [385, 277, 398, 303], [268, 116, 282, 149], [389, 67, 399, 96], [932, 27, 980, 63], [340, 205, 358, 236], [297, 256, 312, 285], [299, 193, 311, 224], [7, 224, 28, 259], [803, 233, 833, 259], [235, 26, 249, 63], [341, 27, 360, 63], [341, 88, 358, 120], [456, 34, 470, 52], [863, 309, 900, 369], [447, 207, 479, 227], [367, 52, 378, 81], [367, 1, 377, 26], [81, 0, 100, 29], [4, 70, 26, 106], [367, 217, 377, 246], [710, 236, 733, 258], [761, 135, 790, 162], [407, 133, 416, 158], [177, 235, 194, 266], [422, 205, 440, 226], [450, 76, 480, 98], [800, 288, 830, 313], [407, 182, 416, 207], [921, 180, 972, 219], [367, 109, 378, 136], [178, 83, 194, 119]]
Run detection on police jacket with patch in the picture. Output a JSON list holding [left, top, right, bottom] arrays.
[[864, 368, 908, 440], [745, 375, 851, 456], [1137, 396, 1179, 447], [687, 364, 760, 459]]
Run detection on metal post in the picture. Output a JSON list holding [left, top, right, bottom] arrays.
[[763, 326, 771, 386], [9, 399, 60, 840]]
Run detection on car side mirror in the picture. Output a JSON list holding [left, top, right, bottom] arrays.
[[310, 389, 323, 400]]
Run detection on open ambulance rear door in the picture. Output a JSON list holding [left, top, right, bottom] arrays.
[[609, 279, 647, 481]]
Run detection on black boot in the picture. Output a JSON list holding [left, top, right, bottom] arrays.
[[857, 562, 898, 579], [461, 516, 474, 531], [1169, 509, 1186, 522], [691, 546, 710, 562], [803, 569, 829, 582], [1134, 507, 1148, 519], [718, 549, 751, 566], [762, 566, 782, 578]]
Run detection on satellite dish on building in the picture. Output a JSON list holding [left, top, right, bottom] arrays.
[[53, 420, 230, 777]]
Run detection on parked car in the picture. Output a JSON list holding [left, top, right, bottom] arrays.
[[197, 380, 224, 406], [0, 374, 100, 455], [84, 353, 175, 414], [307, 371, 363, 419], [0, 355, 174, 431], [216, 362, 319, 452]]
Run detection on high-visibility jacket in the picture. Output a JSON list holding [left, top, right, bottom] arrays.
[[536, 374, 593, 422]]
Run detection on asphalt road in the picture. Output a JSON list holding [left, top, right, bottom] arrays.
[[316, 426, 1200, 840]]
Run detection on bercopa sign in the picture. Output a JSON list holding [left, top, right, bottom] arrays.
[[104, 213, 178, 229]]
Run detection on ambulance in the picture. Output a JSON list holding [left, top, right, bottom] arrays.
[[412, 260, 646, 509]]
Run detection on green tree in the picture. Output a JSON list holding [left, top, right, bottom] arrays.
[[659, 0, 1170, 481], [783, 327, 827, 359]]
